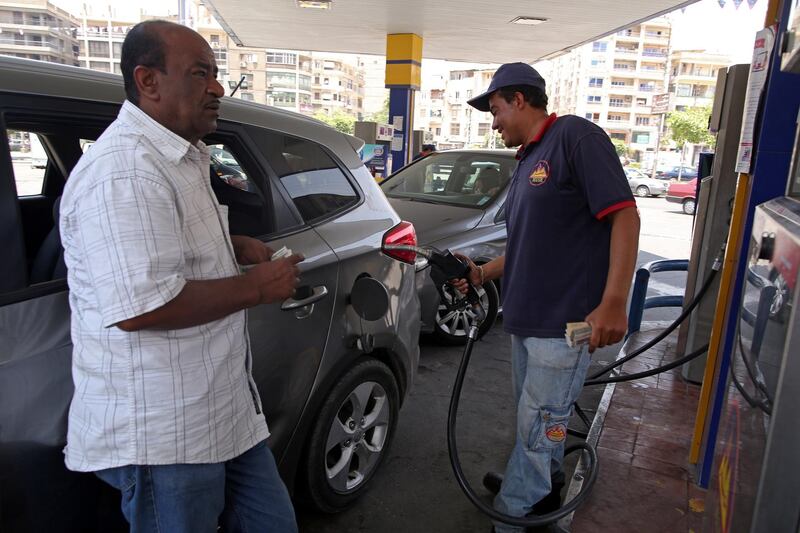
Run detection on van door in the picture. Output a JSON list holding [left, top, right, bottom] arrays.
[[0, 99, 126, 533]]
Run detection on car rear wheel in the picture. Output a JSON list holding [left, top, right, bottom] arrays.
[[635, 185, 650, 198], [683, 198, 696, 215], [302, 359, 399, 513], [432, 279, 499, 346]]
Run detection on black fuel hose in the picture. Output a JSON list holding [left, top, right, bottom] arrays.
[[447, 327, 599, 528], [587, 265, 719, 382], [584, 343, 709, 386]]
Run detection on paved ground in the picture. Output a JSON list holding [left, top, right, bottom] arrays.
[[297, 196, 695, 532]]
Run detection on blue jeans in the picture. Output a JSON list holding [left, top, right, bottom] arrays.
[[494, 336, 590, 533], [95, 440, 297, 533]]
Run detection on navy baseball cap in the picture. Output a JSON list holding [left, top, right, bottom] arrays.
[[467, 62, 546, 112]]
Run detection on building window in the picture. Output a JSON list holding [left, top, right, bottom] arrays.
[[113, 62, 121, 75], [477, 123, 490, 136], [589, 77, 603, 88], [450, 123, 460, 136], [240, 92, 254, 101], [592, 42, 607, 53], [632, 131, 651, 144], [267, 72, 296, 88], [635, 116, 650, 126], [271, 91, 297, 107], [112, 42, 122, 59], [609, 97, 625, 107], [266, 52, 296, 65], [298, 75, 311, 91], [88, 61, 110, 72], [214, 48, 227, 64], [210, 34, 220, 44], [88, 41, 109, 57], [587, 95, 602, 104], [609, 132, 626, 141], [591, 58, 606, 67]]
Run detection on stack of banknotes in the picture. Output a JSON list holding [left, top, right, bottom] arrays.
[[565, 322, 592, 348]]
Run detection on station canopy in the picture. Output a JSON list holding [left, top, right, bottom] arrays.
[[204, 0, 698, 63]]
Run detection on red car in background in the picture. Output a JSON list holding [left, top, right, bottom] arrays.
[[666, 178, 698, 215]]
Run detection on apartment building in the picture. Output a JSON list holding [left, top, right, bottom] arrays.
[[75, 6, 138, 75], [358, 54, 388, 119], [0, 0, 78, 65], [310, 53, 364, 118], [668, 49, 730, 111], [549, 18, 672, 159]]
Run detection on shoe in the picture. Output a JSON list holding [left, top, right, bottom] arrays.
[[482, 471, 565, 513], [530, 471, 565, 515], [483, 471, 504, 495]]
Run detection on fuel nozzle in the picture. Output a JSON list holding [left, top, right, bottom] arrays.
[[427, 249, 482, 310]]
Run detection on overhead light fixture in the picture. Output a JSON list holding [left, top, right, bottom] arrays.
[[510, 16, 548, 26], [297, 0, 332, 9]]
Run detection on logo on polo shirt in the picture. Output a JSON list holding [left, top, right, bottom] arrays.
[[529, 160, 550, 186]]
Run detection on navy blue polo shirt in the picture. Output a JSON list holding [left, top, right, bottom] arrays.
[[502, 114, 636, 338]]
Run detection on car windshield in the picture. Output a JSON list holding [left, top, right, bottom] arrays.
[[381, 152, 515, 208]]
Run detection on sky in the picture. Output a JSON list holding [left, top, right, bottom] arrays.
[[667, 0, 769, 62], [51, 0, 769, 65]]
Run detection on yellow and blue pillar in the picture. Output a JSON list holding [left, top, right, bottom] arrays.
[[385, 33, 422, 173]]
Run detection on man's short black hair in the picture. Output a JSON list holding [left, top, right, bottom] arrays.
[[495, 85, 548, 111], [121, 20, 172, 105]]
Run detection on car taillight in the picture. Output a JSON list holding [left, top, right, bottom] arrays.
[[382, 221, 417, 264]]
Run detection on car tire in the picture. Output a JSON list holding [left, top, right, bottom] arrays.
[[302, 358, 399, 513], [635, 186, 650, 198], [432, 279, 499, 346], [683, 198, 696, 215]]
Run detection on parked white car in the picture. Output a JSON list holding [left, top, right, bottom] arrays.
[[624, 167, 668, 197]]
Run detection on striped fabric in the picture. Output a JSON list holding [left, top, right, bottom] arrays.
[[60, 101, 268, 472]]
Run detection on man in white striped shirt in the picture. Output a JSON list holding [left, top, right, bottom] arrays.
[[60, 20, 301, 533]]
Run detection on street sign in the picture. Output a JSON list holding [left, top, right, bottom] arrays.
[[651, 93, 670, 114]]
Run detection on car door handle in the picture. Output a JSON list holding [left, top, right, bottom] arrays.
[[281, 285, 329, 311]]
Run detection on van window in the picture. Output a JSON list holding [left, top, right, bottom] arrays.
[[8, 131, 48, 196], [205, 141, 271, 237]]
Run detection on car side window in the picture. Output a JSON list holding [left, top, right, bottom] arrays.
[[8, 130, 48, 196], [205, 140, 272, 237], [266, 133, 358, 224]]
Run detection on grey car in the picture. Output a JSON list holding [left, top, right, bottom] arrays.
[[0, 56, 420, 532], [381, 149, 516, 344], [624, 167, 668, 197]]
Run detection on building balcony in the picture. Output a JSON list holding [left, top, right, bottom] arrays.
[[615, 31, 641, 40], [609, 83, 636, 93], [0, 41, 68, 55], [612, 68, 638, 78], [641, 52, 668, 61], [637, 69, 667, 80], [608, 102, 632, 109], [672, 74, 717, 83], [642, 34, 670, 45], [614, 48, 640, 57]]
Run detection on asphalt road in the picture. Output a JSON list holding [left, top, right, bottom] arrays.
[[297, 195, 694, 532]]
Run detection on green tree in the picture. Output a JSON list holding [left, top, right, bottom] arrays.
[[611, 138, 628, 157], [666, 106, 716, 169], [313, 110, 356, 135]]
